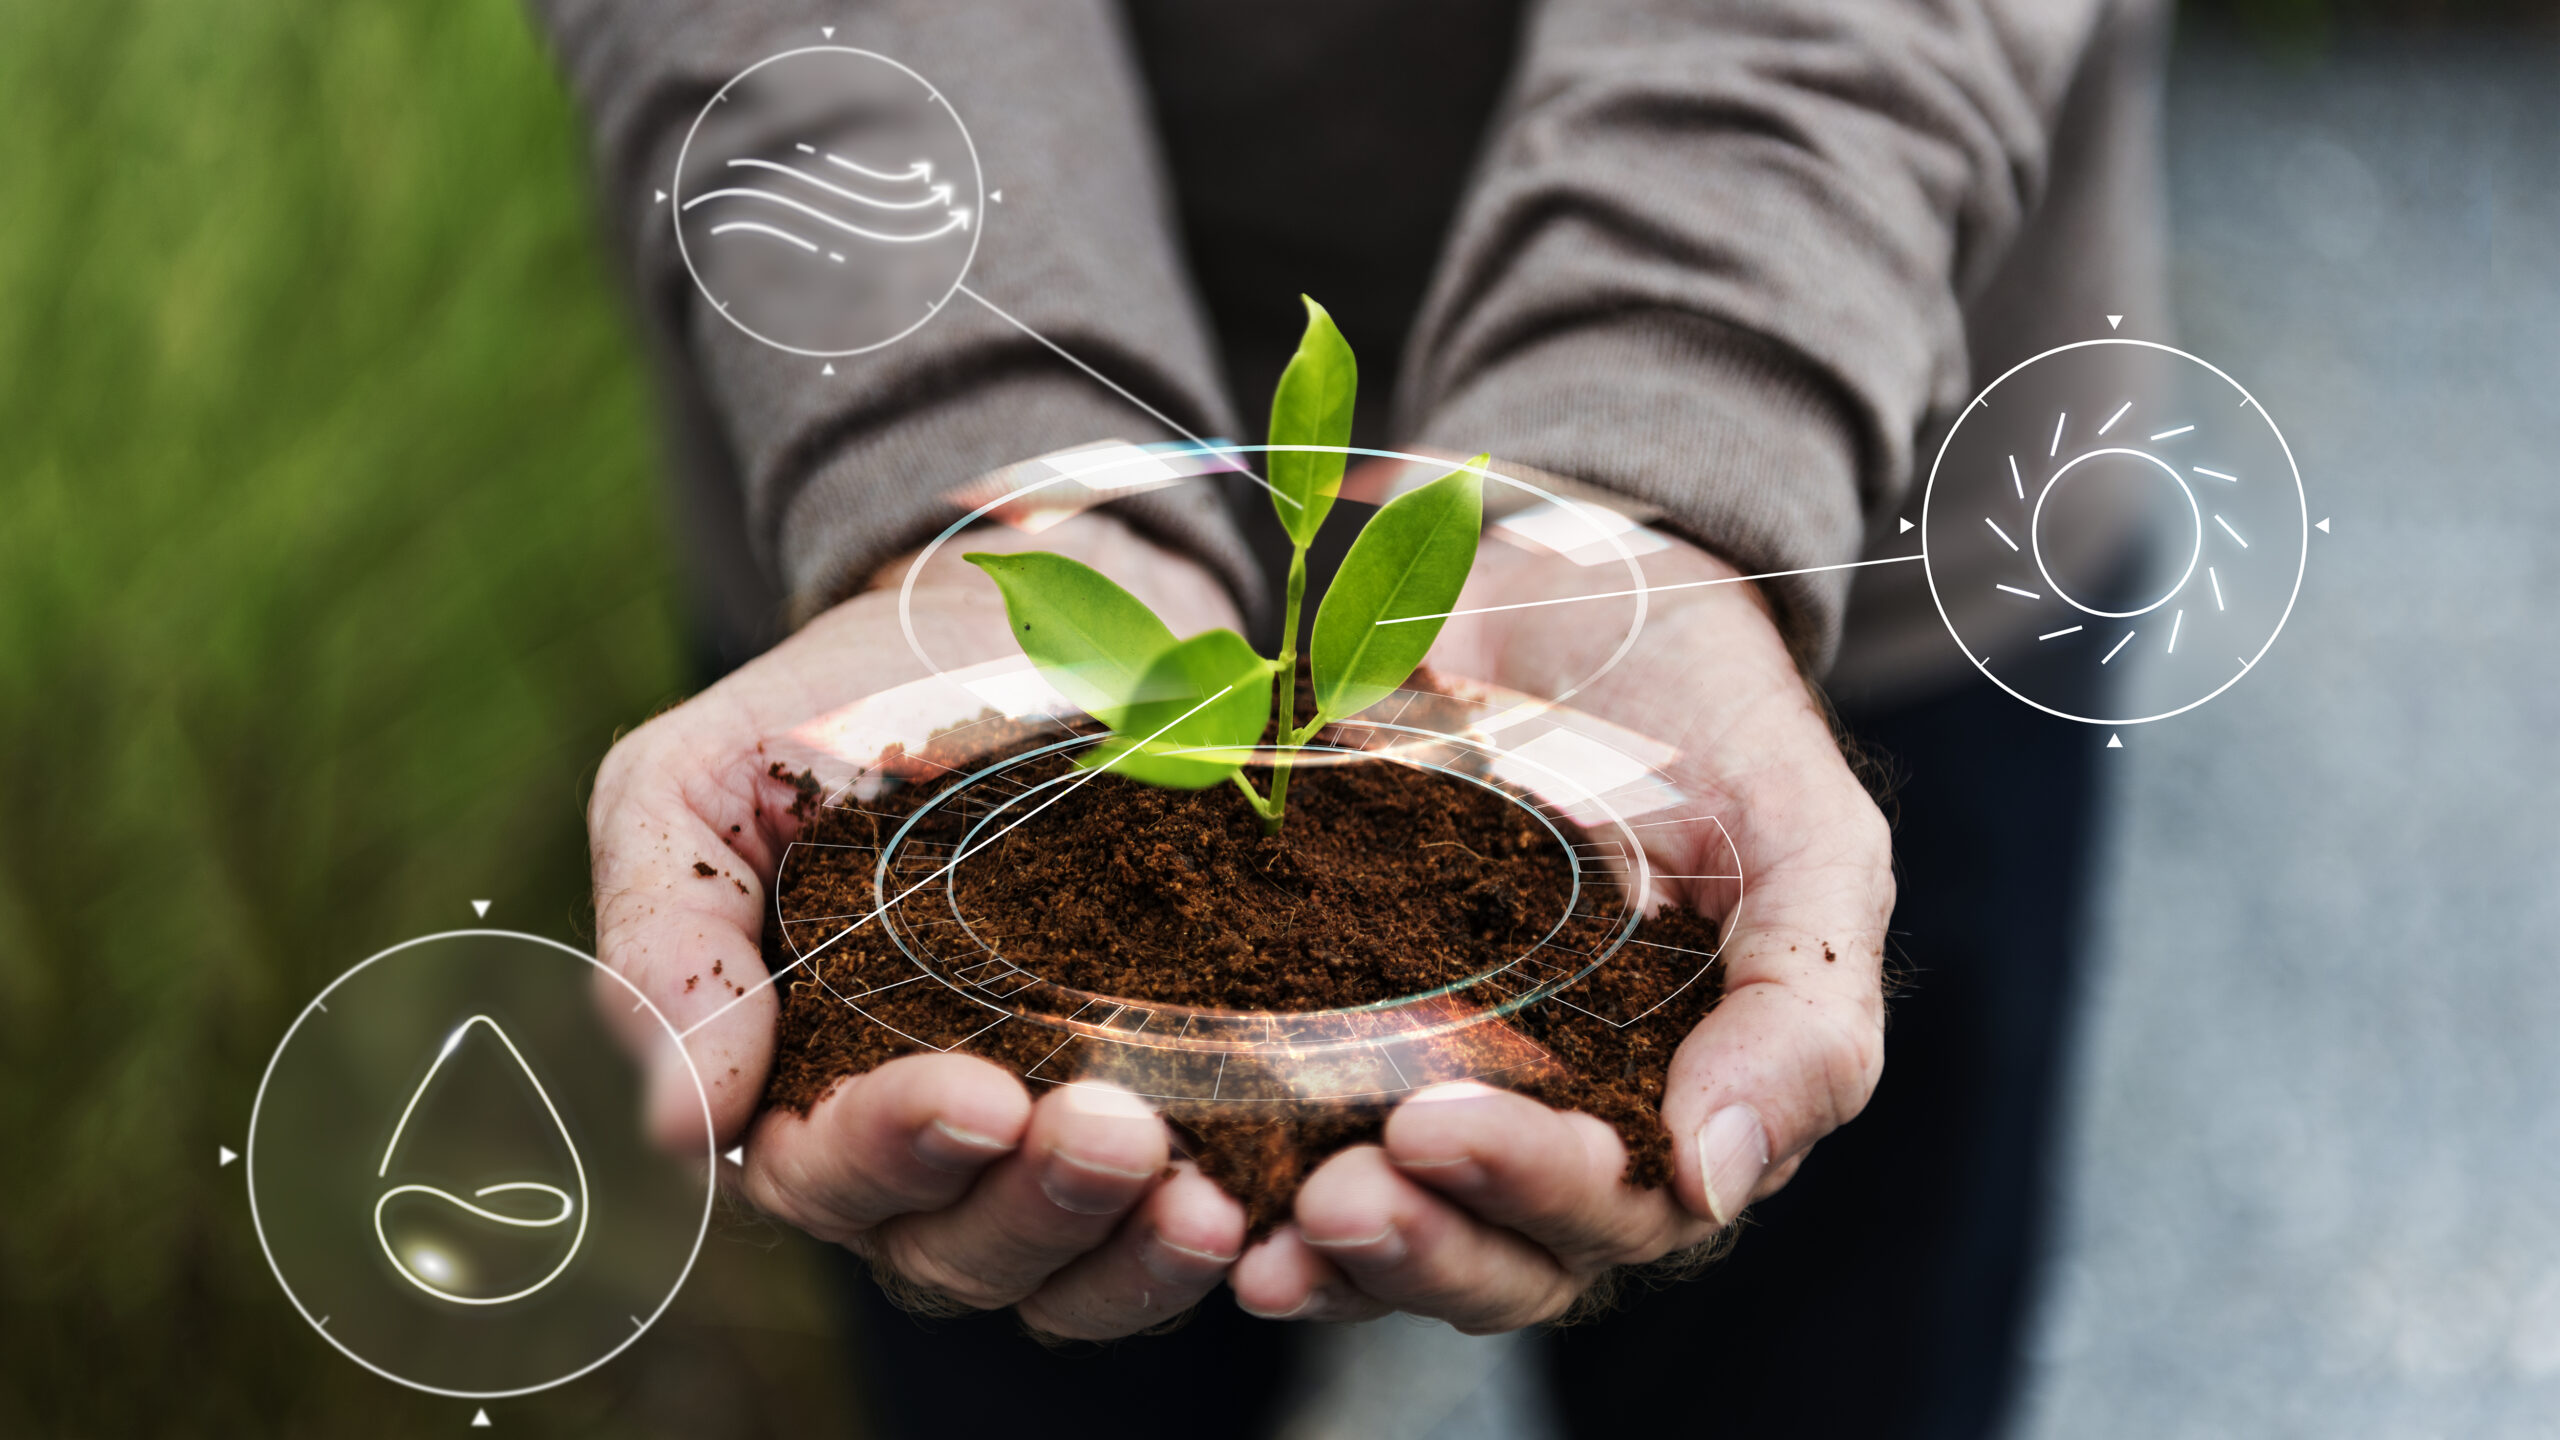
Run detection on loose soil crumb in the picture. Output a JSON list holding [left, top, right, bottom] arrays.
[[763, 716, 1724, 1234]]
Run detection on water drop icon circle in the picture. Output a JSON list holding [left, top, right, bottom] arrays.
[[246, 929, 713, 1400]]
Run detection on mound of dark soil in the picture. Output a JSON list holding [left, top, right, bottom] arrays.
[[762, 719, 1722, 1234]]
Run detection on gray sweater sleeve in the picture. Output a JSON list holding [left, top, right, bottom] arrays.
[[530, 0, 1255, 624], [1397, 0, 2108, 671]]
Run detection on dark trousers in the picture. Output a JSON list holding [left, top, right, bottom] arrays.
[[839, 659, 2105, 1440]]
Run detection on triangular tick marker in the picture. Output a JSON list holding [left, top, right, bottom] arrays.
[[218, 1146, 238, 1167], [1898, 517, 1914, 534], [2106, 315, 2123, 329], [2106, 733, 2123, 749], [2316, 517, 2330, 533], [820, 26, 835, 38], [724, 1146, 746, 1168], [654, 189, 666, 204], [471, 900, 490, 918], [821, 362, 835, 376], [471, 1410, 492, 1428], [991, 189, 1003, 203]]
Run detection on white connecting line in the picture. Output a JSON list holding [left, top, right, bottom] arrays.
[[1373, 552, 1926, 625], [953, 284, 1302, 515], [673, 684, 1239, 1040]]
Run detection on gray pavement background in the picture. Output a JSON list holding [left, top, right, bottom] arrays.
[[2013, 20, 2560, 1440]]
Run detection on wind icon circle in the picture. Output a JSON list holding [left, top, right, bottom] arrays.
[[1919, 338, 2309, 727], [671, 46, 984, 357]]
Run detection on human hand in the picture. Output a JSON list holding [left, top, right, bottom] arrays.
[[1228, 527, 1893, 1331], [587, 509, 1253, 1337]]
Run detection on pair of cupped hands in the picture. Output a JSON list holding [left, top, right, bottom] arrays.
[[590, 509, 1891, 1338]]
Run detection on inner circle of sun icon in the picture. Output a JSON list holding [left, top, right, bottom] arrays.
[[1920, 337, 2309, 727]]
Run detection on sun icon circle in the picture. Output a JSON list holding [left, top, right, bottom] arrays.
[[671, 46, 984, 358], [1920, 337, 2308, 727]]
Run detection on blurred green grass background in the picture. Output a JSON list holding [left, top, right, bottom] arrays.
[[0, 0, 855, 1431]]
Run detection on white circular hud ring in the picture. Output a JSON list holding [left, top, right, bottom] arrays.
[[246, 930, 714, 1400], [672, 46, 984, 357], [1921, 338, 2309, 727]]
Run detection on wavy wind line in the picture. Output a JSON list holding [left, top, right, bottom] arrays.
[[684, 187, 970, 244], [710, 220, 818, 252], [726, 157, 951, 211], [821, 152, 931, 185]]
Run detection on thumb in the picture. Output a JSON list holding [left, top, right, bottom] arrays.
[[589, 723, 789, 1150], [1657, 813, 1892, 1227]]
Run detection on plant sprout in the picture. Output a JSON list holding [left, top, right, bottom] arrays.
[[967, 297, 1483, 834]]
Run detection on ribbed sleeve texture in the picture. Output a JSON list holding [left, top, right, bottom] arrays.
[[530, 0, 1259, 625], [534, 0, 2117, 673], [1396, 0, 2103, 670]]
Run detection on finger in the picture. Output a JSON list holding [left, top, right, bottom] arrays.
[[1634, 589, 1893, 1226], [1292, 1145, 1577, 1333], [1014, 1162, 1247, 1340], [742, 1052, 1031, 1245], [1660, 909, 1889, 1226], [1382, 1083, 1712, 1270], [589, 712, 800, 1150], [1228, 1224, 1392, 1325], [866, 1082, 1169, 1310]]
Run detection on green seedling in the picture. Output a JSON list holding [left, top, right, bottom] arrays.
[[966, 297, 1483, 834]]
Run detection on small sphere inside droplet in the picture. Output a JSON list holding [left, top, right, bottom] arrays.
[[408, 1245, 458, 1286]]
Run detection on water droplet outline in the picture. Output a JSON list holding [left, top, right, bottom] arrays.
[[373, 1015, 590, 1306]]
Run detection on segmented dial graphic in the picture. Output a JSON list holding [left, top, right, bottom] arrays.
[[671, 46, 983, 357], [1922, 338, 2309, 727]]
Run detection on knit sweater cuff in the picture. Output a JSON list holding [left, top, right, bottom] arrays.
[[775, 371, 1263, 628], [1411, 313, 1868, 674]]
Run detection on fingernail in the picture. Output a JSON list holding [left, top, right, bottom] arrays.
[[1697, 1104, 1770, 1227], [1137, 1233, 1238, 1285], [1058, 1083, 1156, 1120], [1237, 1293, 1314, 1321], [1389, 1152, 1488, 1191], [1039, 1084, 1160, 1214], [1238, 1285, 1353, 1323], [1040, 1150, 1156, 1216], [1404, 1080, 1500, 1105], [912, 1118, 1013, 1174], [1301, 1223, 1408, 1267]]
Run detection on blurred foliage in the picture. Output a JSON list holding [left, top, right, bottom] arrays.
[[0, 0, 854, 1432]]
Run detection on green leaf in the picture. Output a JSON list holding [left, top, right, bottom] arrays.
[[1309, 455, 1486, 724], [1079, 629, 1276, 789], [963, 551, 1177, 727], [1266, 296, 1356, 548]]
